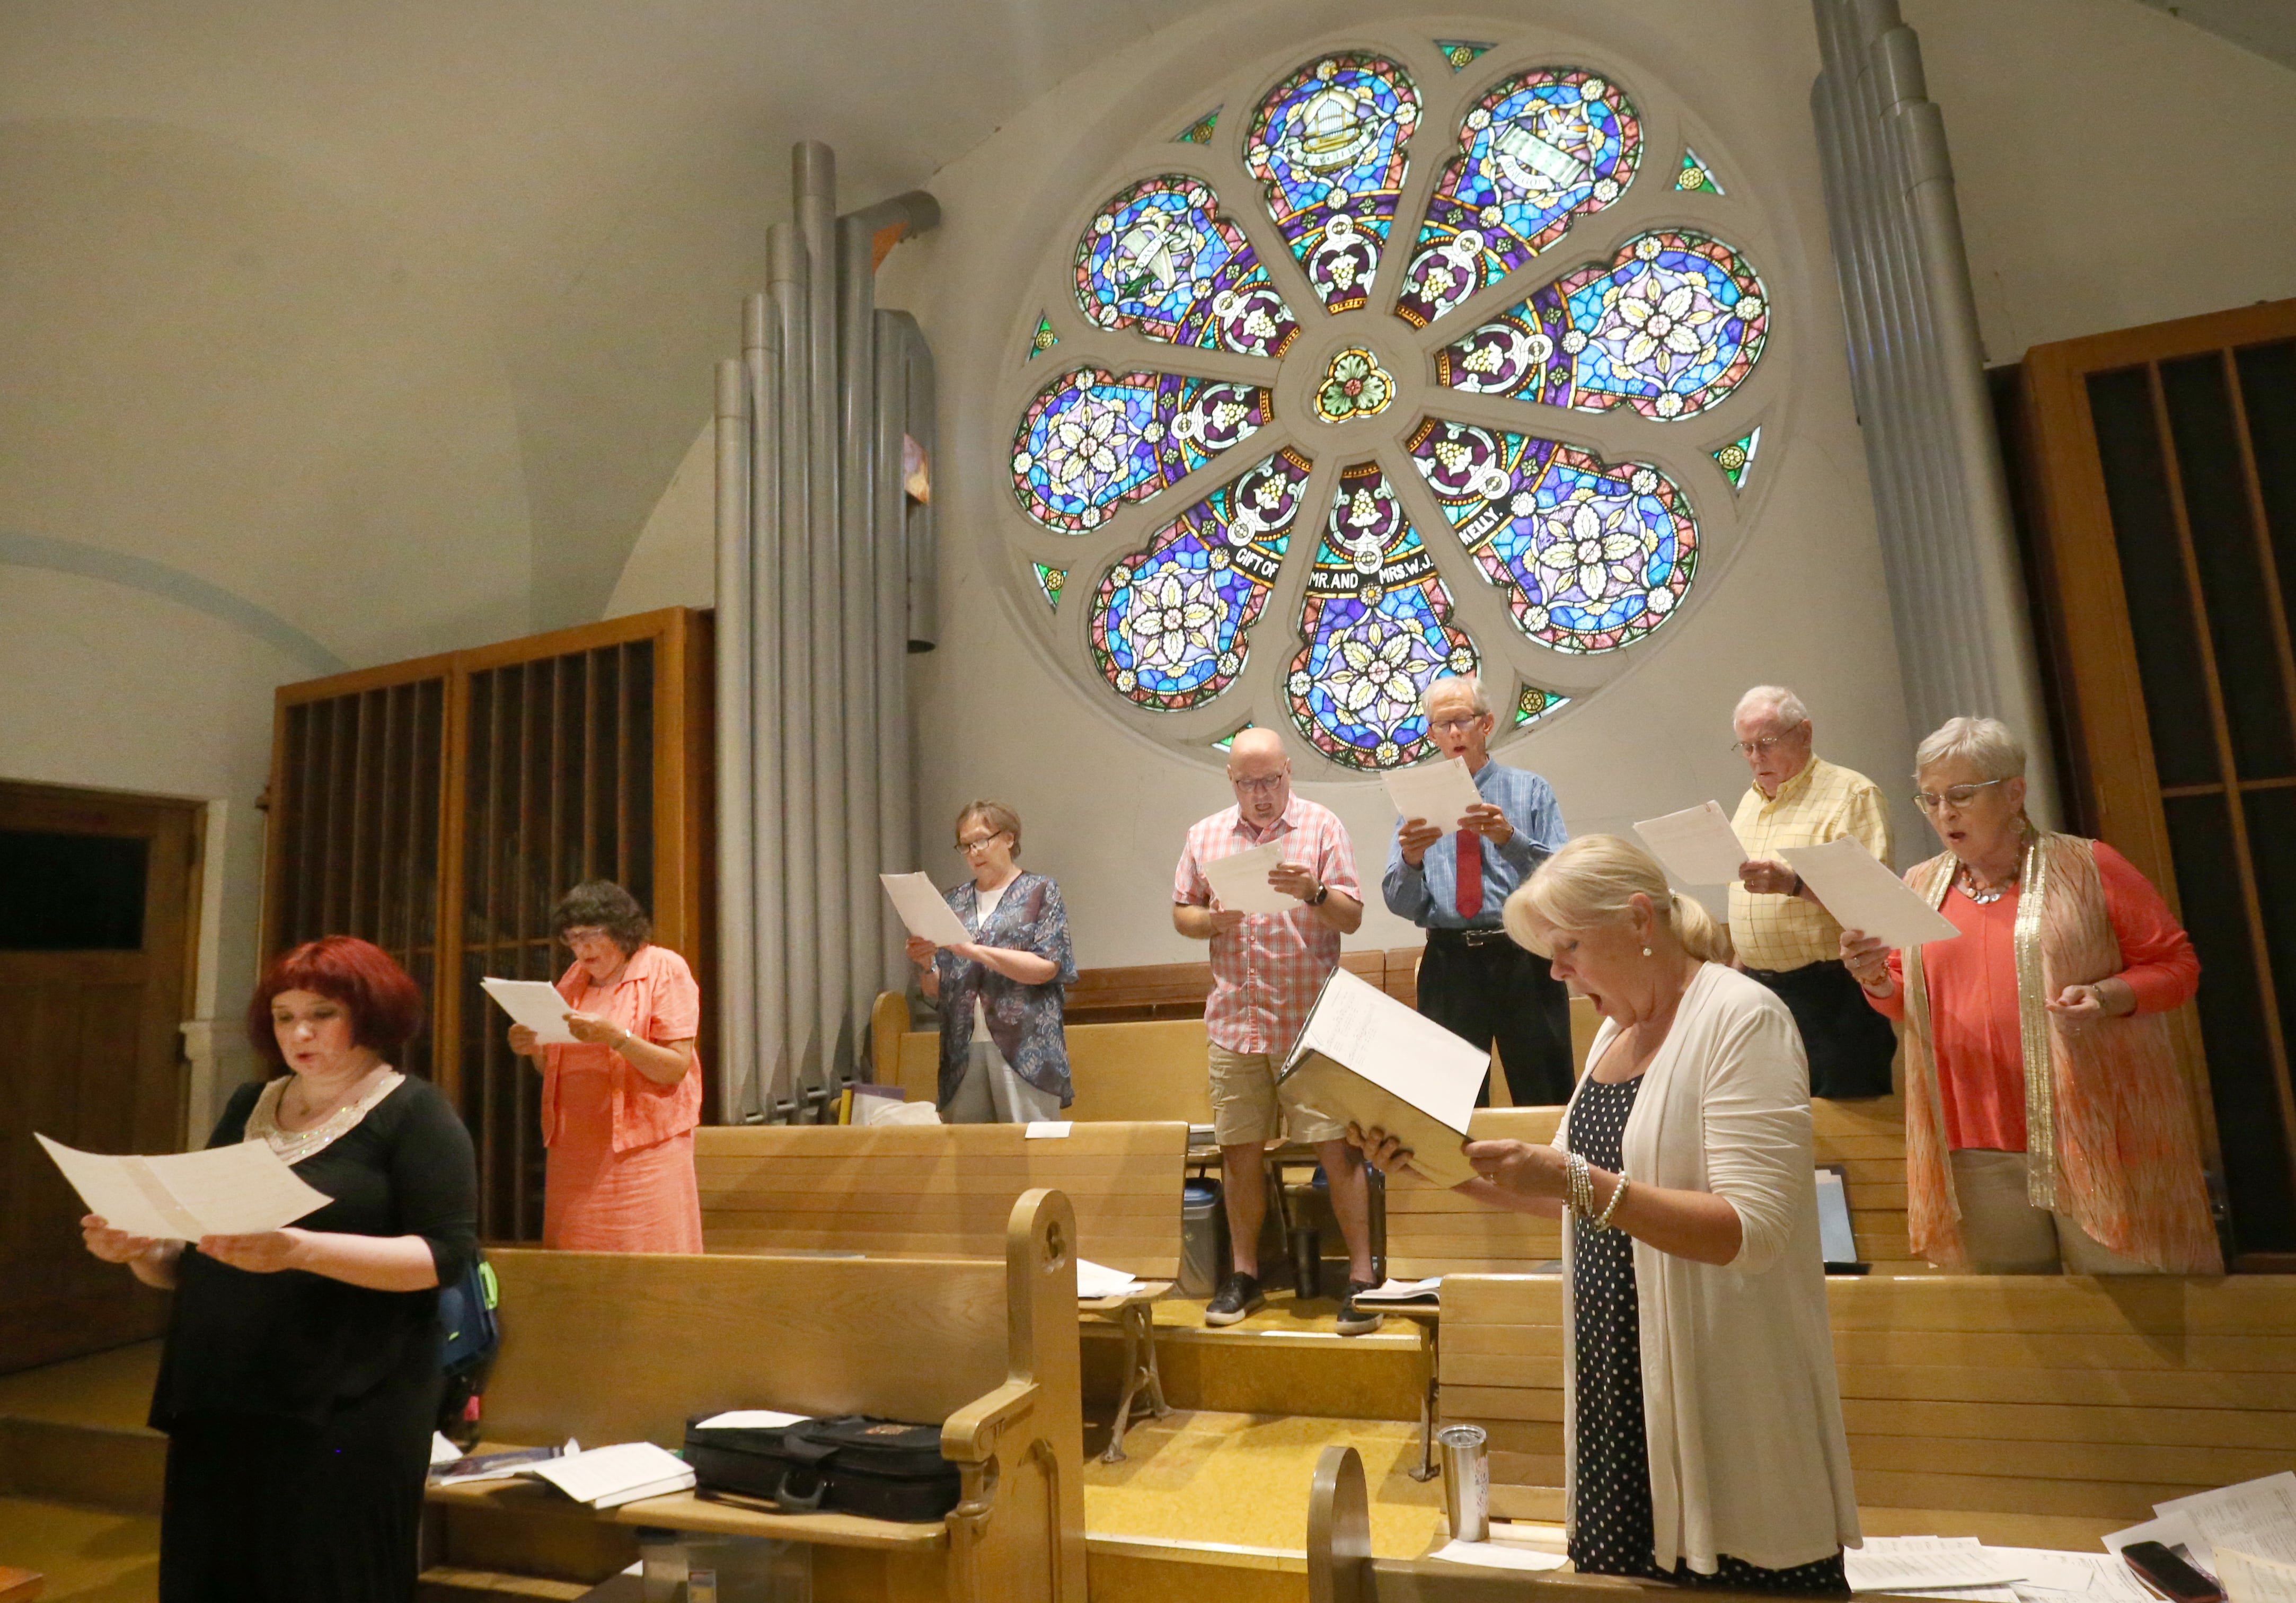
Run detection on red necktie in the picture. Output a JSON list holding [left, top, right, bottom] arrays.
[[1455, 830, 1483, 921]]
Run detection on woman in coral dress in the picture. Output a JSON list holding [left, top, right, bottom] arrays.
[[508, 881, 704, 1252]]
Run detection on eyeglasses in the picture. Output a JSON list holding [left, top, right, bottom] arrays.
[[1229, 773, 1286, 794], [1728, 724, 1807, 756], [560, 926, 613, 946], [1913, 778, 2010, 813], [1429, 716, 1486, 735], [956, 831, 1009, 853]]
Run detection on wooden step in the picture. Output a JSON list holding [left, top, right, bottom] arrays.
[[0, 1415, 165, 1515]]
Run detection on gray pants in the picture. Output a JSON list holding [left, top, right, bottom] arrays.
[[1950, 1149, 2152, 1274], [942, 1036, 1062, 1124]]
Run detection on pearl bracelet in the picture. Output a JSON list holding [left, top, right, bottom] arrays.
[[1592, 1172, 1630, 1231]]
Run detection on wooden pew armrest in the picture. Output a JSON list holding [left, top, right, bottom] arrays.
[[940, 1378, 1040, 1464]]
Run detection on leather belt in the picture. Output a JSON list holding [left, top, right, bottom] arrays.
[[1426, 926, 1512, 949]]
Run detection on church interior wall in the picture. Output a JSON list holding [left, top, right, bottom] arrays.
[[3, 0, 2292, 1040]]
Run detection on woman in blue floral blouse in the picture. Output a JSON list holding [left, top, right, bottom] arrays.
[[905, 800, 1079, 1121]]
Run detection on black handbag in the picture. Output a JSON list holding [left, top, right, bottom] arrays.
[[684, 1414, 961, 1523]]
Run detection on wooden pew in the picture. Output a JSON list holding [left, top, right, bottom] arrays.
[[1375, 1100, 1917, 1483], [695, 1122, 1187, 1461], [426, 1191, 1085, 1603], [1437, 1272, 2296, 1546], [870, 974, 1604, 1125]]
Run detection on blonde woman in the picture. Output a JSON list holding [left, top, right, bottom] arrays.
[[1356, 836, 1857, 1590]]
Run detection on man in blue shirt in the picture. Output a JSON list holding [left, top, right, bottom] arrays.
[[1382, 675, 1574, 1105]]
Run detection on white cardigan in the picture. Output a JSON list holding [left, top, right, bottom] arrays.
[[1557, 963, 1861, 1574]]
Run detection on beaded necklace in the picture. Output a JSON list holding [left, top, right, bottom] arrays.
[[244, 1069, 405, 1165]]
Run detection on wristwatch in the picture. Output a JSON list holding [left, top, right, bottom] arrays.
[[1308, 884, 1331, 906]]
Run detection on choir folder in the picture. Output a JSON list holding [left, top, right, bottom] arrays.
[[1277, 967, 1490, 1188]]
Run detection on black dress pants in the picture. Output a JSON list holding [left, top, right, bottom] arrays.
[[1743, 958, 1899, 1099], [1416, 930, 1575, 1106]]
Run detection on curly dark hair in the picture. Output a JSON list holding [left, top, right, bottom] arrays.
[[549, 880, 651, 956]]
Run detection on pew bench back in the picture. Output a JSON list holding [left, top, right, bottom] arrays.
[[1438, 1271, 2296, 1536], [695, 1121, 1188, 1282], [1384, 1099, 1919, 1281]]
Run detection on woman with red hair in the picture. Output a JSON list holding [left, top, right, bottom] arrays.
[[79, 935, 476, 1603]]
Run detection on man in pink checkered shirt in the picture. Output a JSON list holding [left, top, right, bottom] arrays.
[[1172, 728, 1381, 1333]]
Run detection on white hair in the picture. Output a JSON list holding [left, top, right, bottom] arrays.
[[1734, 684, 1810, 728], [1914, 716, 2026, 782], [1423, 673, 1491, 719]]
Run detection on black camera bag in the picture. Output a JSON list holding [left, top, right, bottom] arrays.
[[684, 1414, 959, 1523]]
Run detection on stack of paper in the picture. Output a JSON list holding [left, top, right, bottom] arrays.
[[1203, 843, 1292, 914], [1383, 757, 1484, 834], [2109, 1472, 2296, 1579], [431, 1440, 577, 1485], [1847, 1536, 2026, 1596], [1782, 836, 1959, 948], [1349, 1276, 1443, 1305], [479, 977, 578, 1045], [1075, 1257, 1148, 1300], [1430, 1537, 1569, 1572], [879, 872, 972, 946], [524, 1441, 694, 1510], [1634, 802, 1750, 885]]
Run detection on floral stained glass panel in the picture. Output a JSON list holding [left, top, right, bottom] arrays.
[[1090, 449, 1313, 711], [1285, 462, 1479, 768], [1033, 563, 1066, 611], [1406, 418, 1698, 654], [1434, 230, 1768, 420], [1516, 686, 1568, 725], [1074, 175, 1301, 358], [1245, 53, 1420, 315], [1011, 367, 1273, 533], [1394, 67, 1641, 330]]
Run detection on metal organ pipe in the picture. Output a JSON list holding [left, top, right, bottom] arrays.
[[897, 314, 939, 653], [767, 219, 815, 1122], [744, 293, 784, 1124], [713, 145, 938, 1122], [713, 357, 755, 1124]]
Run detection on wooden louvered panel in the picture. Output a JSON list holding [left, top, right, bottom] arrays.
[[265, 608, 712, 1243]]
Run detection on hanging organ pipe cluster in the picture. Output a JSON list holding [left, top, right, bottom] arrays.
[[716, 141, 941, 1123]]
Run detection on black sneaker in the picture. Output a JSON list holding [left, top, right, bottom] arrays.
[[1335, 1279, 1384, 1336], [1203, 1271, 1265, 1326]]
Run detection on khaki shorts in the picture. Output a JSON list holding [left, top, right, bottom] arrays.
[[1207, 1043, 1346, 1147]]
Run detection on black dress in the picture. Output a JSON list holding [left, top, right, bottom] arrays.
[[151, 1075, 478, 1603], [1565, 1076, 1847, 1595]]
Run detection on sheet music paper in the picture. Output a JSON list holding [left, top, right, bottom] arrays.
[[2218, 1548, 2296, 1603], [1844, 1536, 2025, 1592], [2154, 1474, 2296, 1570], [1202, 842, 1292, 915], [1383, 756, 1485, 833], [524, 1441, 694, 1508], [878, 872, 972, 947], [1781, 835, 1960, 949], [480, 977, 580, 1045], [1634, 801, 1751, 885], [1988, 1547, 2163, 1603], [38, 1133, 332, 1240], [1280, 967, 1489, 1186], [1815, 1170, 1858, 1264]]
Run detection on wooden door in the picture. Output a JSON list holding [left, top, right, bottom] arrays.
[[0, 781, 201, 1373], [2020, 298, 2296, 1263]]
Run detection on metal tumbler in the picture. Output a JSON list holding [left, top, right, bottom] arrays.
[[1437, 1423, 1490, 1543]]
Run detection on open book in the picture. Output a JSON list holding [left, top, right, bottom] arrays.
[[1277, 968, 1489, 1188]]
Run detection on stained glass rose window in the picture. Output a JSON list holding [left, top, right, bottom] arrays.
[[1003, 38, 1778, 770]]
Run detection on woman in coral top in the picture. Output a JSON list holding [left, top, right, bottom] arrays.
[[507, 881, 703, 1252], [1841, 718, 2219, 1274]]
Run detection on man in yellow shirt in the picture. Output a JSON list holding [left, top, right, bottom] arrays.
[[1728, 685, 1898, 1098]]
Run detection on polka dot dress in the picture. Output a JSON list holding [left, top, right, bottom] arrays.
[[1565, 1075, 1848, 1595]]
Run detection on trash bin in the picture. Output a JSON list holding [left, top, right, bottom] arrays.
[[1180, 1177, 1226, 1298]]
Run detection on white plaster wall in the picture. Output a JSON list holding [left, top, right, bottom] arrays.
[[1906, 0, 2296, 362], [877, 0, 1915, 970], [605, 422, 718, 618], [0, 570, 308, 1135]]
